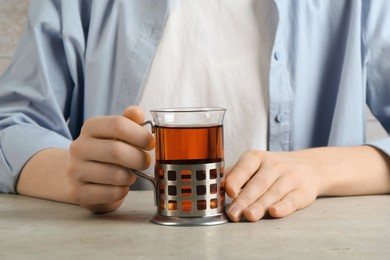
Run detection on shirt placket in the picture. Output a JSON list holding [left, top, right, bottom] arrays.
[[268, 1, 292, 152]]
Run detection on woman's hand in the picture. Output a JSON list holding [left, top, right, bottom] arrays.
[[225, 149, 321, 221], [67, 106, 154, 213], [225, 146, 390, 222]]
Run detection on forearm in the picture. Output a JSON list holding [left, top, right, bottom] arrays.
[[312, 145, 390, 196], [16, 148, 75, 204]]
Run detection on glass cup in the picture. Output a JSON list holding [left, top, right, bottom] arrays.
[[129, 107, 228, 226]]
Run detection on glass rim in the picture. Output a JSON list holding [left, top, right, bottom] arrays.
[[150, 107, 226, 113]]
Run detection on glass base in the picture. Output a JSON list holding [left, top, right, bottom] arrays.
[[150, 214, 228, 226]]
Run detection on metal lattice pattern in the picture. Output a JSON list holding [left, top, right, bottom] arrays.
[[156, 162, 225, 217]]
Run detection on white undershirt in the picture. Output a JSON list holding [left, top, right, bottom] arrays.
[[138, 0, 278, 186]]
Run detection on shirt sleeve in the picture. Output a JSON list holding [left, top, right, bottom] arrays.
[[364, 0, 390, 156], [0, 0, 82, 193]]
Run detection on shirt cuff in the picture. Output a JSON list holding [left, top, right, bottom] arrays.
[[0, 125, 72, 193], [367, 138, 390, 158]]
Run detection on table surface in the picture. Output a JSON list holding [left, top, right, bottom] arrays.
[[1, 191, 390, 259]]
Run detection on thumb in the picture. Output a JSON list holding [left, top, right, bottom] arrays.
[[122, 105, 145, 124], [122, 106, 155, 151]]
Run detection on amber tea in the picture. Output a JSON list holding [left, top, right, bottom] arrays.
[[155, 125, 224, 164]]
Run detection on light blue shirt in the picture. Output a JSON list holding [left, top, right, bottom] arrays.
[[0, 0, 389, 193]]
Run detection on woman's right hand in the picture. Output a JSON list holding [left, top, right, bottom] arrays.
[[67, 106, 155, 213]]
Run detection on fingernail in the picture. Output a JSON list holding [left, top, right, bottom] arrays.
[[272, 204, 281, 213], [247, 207, 260, 218], [228, 204, 243, 220], [231, 188, 239, 198], [245, 207, 265, 222], [225, 185, 239, 198], [146, 139, 155, 151], [270, 204, 283, 217], [146, 154, 152, 167]]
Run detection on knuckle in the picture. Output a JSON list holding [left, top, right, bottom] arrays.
[[81, 117, 96, 133], [124, 150, 150, 170], [130, 151, 151, 170], [233, 164, 247, 175], [69, 139, 88, 160], [244, 149, 262, 160], [109, 142, 126, 162], [66, 158, 86, 182], [244, 181, 260, 192], [264, 154, 278, 167], [240, 195, 253, 207], [237, 188, 255, 206], [110, 168, 128, 185], [66, 171, 87, 204], [281, 196, 297, 212], [111, 117, 129, 136], [68, 185, 83, 204], [68, 141, 80, 157], [248, 174, 269, 193], [111, 186, 128, 201], [263, 154, 286, 171], [268, 187, 283, 199], [66, 162, 79, 180]]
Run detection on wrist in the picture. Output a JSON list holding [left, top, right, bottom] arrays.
[[315, 145, 390, 197]]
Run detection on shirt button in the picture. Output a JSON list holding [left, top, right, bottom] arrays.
[[274, 51, 281, 61], [275, 113, 286, 123], [149, 27, 156, 36]]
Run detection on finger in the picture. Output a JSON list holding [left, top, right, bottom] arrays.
[[224, 165, 233, 176], [242, 176, 297, 221], [72, 183, 129, 206], [226, 171, 287, 222], [69, 161, 137, 186], [225, 150, 263, 198], [82, 116, 154, 151], [122, 105, 145, 124], [70, 138, 151, 170], [268, 190, 311, 218], [85, 200, 125, 214]]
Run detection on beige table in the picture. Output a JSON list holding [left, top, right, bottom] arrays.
[[1, 191, 390, 259]]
